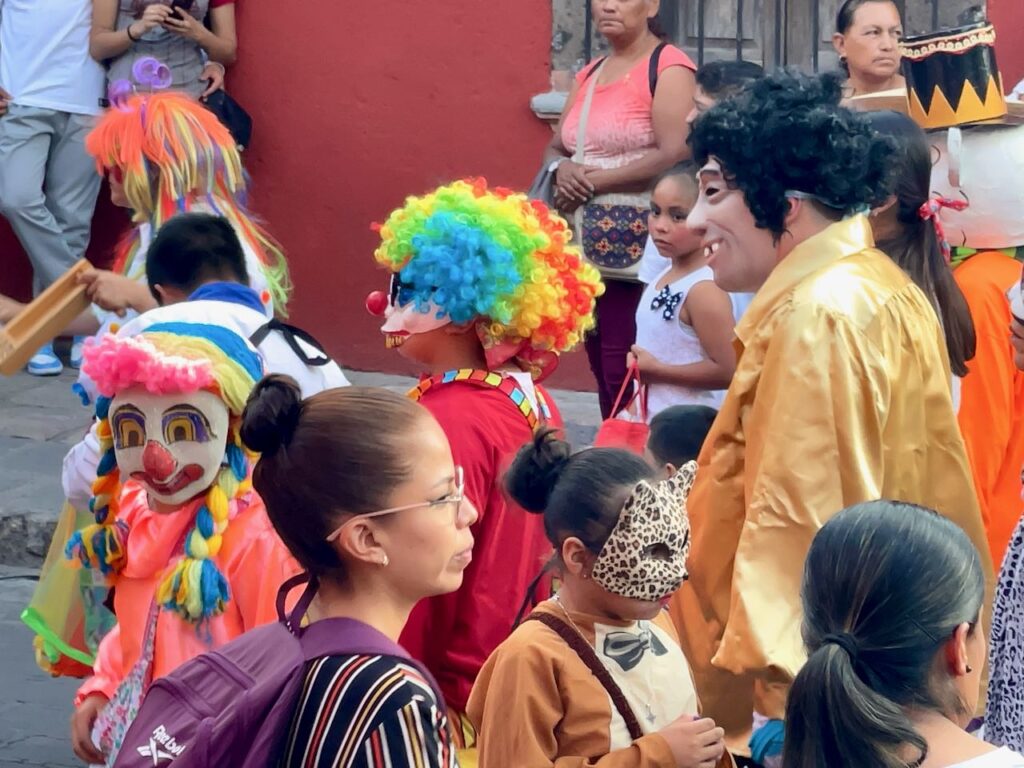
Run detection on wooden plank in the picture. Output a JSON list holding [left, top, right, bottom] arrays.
[[0, 260, 91, 377], [903, 0, 985, 34], [784, 0, 819, 71], [761, 0, 783, 69], [686, 0, 758, 40]]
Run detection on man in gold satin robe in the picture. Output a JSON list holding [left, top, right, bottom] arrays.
[[668, 70, 993, 764]]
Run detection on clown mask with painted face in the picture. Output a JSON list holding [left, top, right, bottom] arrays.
[[591, 461, 696, 602], [366, 273, 451, 351], [110, 388, 229, 507]]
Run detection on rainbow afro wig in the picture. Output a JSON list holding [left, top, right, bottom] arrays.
[[373, 178, 603, 374], [86, 89, 290, 314], [66, 323, 263, 625]]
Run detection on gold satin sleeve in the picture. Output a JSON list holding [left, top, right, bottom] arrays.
[[705, 293, 988, 720], [717, 301, 890, 711]]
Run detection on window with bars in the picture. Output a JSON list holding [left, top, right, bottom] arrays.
[[574, 0, 985, 72]]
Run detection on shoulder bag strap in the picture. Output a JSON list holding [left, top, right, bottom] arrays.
[[647, 42, 668, 96], [574, 57, 606, 165], [278, 574, 448, 708], [525, 612, 645, 741], [573, 57, 608, 242]]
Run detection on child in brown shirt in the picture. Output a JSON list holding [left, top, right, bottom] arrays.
[[468, 430, 728, 768]]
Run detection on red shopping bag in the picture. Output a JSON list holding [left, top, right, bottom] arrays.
[[594, 365, 649, 454]]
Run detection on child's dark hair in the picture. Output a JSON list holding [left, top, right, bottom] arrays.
[[241, 376, 429, 579], [783, 501, 985, 768], [505, 429, 653, 621], [695, 60, 764, 101], [647, 405, 718, 467], [867, 111, 976, 377], [654, 159, 700, 191], [146, 213, 249, 301], [689, 69, 896, 239]]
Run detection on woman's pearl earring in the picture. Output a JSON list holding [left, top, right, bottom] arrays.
[[380, 554, 389, 567]]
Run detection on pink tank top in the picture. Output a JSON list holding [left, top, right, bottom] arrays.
[[561, 45, 695, 171]]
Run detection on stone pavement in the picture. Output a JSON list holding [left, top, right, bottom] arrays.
[[0, 367, 599, 766], [0, 565, 80, 768]]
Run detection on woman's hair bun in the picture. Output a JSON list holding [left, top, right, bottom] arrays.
[[241, 374, 303, 456], [505, 428, 572, 513]]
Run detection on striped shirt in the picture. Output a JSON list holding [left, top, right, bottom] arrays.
[[280, 654, 457, 768]]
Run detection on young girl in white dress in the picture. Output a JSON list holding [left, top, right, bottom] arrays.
[[629, 162, 737, 419]]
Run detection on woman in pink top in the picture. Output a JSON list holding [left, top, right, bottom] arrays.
[[542, 0, 696, 418], [66, 322, 297, 766]]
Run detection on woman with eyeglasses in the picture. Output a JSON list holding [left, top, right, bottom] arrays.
[[239, 375, 475, 768]]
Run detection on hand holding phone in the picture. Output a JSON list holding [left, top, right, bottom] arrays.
[[162, 0, 201, 38]]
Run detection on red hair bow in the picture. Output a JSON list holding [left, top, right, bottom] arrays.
[[918, 196, 969, 262]]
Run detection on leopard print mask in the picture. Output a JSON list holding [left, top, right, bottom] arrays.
[[590, 461, 695, 601]]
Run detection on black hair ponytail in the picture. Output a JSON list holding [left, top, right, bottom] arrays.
[[782, 501, 985, 768]]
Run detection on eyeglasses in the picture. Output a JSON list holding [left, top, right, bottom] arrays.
[[325, 466, 465, 543]]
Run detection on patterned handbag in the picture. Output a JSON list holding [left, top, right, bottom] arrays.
[[580, 202, 649, 280], [570, 57, 648, 281]]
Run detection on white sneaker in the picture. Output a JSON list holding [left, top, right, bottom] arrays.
[[27, 343, 63, 376]]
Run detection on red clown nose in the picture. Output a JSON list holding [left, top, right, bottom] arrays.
[[142, 441, 177, 482], [365, 290, 388, 317]]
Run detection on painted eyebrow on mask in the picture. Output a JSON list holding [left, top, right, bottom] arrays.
[[161, 404, 214, 443]]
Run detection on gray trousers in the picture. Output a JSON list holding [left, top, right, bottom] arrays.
[[0, 104, 102, 296]]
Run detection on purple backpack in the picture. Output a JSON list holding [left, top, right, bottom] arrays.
[[113, 573, 444, 767]]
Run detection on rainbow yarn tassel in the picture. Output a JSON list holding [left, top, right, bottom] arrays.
[[65, 398, 129, 577]]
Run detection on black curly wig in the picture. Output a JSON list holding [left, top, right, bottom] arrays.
[[689, 69, 896, 239]]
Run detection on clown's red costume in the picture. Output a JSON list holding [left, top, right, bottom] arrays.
[[367, 179, 603, 757]]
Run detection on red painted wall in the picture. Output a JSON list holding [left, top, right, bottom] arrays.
[[230, 0, 563, 381], [991, 0, 1024, 86], [0, 1, 578, 382]]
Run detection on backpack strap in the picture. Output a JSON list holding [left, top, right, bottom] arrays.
[[581, 42, 667, 96], [408, 369, 550, 431], [648, 42, 668, 96], [525, 611, 644, 741], [278, 572, 317, 631], [276, 573, 447, 706], [249, 319, 332, 367], [581, 56, 607, 83]]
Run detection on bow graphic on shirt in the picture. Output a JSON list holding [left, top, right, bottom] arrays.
[[650, 285, 683, 321], [602, 627, 669, 671]]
